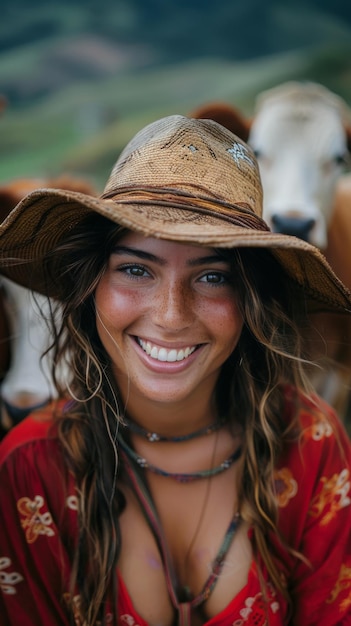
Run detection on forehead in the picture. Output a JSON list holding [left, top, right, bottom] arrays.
[[115, 231, 220, 259]]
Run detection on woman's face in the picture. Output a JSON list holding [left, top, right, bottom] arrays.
[[95, 232, 243, 411]]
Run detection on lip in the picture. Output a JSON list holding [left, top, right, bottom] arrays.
[[133, 336, 203, 371]]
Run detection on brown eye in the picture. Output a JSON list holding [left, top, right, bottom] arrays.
[[200, 272, 227, 284], [120, 264, 150, 278]]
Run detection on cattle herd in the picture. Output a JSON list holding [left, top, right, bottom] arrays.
[[1, 80, 351, 439]]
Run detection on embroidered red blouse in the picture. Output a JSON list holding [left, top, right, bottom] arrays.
[[0, 388, 351, 625]]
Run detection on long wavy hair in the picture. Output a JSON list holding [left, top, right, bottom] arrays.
[[43, 213, 317, 625]]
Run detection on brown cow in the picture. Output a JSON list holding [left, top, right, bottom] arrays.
[[0, 174, 96, 222]]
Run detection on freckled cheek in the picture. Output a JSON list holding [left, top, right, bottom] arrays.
[[95, 285, 145, 330], [204, 300, 243, 341]]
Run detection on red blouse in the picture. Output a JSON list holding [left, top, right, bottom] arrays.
[[1, 388, 351, 625]]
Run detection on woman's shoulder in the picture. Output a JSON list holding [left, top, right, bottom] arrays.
[[274, 387, 351, 623], [276, 384, 351, 534], [0, 398, 67, 467], [275, 384, 350, 524]]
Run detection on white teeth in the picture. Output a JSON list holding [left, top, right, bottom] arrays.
[[158, 348, 168, 361], [168, 349, 178, 362], [150, 346, 158, 359], [138, 339, 196, 362], [177, 349, 185, 361]]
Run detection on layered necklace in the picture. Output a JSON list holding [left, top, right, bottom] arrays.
[[121, 415, 227, 442], [118, 417, 242, 484]]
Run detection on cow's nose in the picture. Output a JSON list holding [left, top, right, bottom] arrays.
[[1, 396, 49, 427], [271, 215, 316, 242]]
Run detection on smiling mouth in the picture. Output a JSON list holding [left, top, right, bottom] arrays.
[[137, 338, 197, 362]]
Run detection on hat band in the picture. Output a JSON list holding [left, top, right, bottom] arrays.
[[101, 186, 270, 232]]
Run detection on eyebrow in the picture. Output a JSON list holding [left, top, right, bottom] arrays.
[[112, 246, 227, 267]]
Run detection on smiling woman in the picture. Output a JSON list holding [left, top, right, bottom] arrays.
[[95, 234, 243, 413], [0, 115, 351, 626]]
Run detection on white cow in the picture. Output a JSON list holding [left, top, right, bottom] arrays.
[[245, 84, 351, 418], [191, 82, 351, 249], [248, 82, 351, 249], [0, 277, 63, 432]]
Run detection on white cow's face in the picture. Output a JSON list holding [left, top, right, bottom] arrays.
[[0, 277, 69, 428], [249, 95, 349, 249], [0, 278, 57, 405]]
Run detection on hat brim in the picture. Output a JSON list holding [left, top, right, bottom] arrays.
[[0, 187, 350, 314]]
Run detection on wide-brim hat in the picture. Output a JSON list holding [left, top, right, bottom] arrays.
[[0, 114, 350, 313]]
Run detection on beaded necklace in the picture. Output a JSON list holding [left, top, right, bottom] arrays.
[[117, 434, 242, 483], [121, 416, 227, 442]]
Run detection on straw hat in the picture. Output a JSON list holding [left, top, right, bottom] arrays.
[[0, 114, 350, 313]]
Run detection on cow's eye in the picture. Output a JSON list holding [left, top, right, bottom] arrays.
[[334, 153, 349, 167], [321, 154, 349, 175]]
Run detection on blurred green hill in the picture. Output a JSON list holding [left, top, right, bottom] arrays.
[[1, 0, 351, 190]]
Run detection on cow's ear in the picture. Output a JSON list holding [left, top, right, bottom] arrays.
[[189, 101, 251, 142]]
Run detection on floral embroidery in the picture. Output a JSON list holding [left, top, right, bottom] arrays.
[[310, 469, 351, 525], [17, 495, 55, 543], [326, 563, 351, 609], [63, 594, 83, 626], [274, 467, 298, 507], [120, 615, 141, 626], [227, 142, 256, 169], [66, 495, 79, 511], [304, 416, 333, 441], [0, 556, 23, 595], [232, 584, 280, 625]]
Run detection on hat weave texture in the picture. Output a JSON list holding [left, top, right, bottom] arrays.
[[0, 114, 350, 313]]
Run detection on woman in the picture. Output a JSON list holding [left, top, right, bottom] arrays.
[[0, 115, 350, 626]]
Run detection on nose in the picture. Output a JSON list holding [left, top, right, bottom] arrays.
[[271, 215, 316, 242], [153, 281, 194, 330]]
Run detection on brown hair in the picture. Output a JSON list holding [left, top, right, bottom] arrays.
[[44, 214, 314, 624]]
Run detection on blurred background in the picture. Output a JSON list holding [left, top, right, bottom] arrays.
[[1, 0, 351, 191]]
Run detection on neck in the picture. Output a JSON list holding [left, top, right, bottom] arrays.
[[122, 393, 220, 440]]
